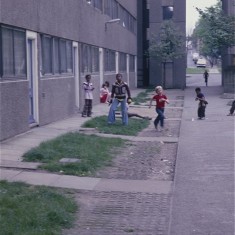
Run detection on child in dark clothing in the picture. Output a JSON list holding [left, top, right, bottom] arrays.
[[195, 87, 207, 119], [227, 100, 235, 116]]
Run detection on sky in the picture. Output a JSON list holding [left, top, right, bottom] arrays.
[[186, 0, 218, 35]]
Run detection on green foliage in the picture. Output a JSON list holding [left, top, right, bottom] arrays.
[[186, 67, 206, 74], [23, 132, 125, 176], [82, 115, 149, 136], [147, 20, 186, 62], [132, 89, 152, 105], [0, 181, 77, 235], [193, 1, 235, 59]]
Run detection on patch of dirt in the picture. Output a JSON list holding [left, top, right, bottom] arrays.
[[94, 141, 177, 181]]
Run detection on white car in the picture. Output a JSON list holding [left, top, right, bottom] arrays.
[[192, 53, 199, 64], [196, 58, 207, 67]]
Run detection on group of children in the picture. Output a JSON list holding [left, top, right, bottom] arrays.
[[81, 73, 221, 132]]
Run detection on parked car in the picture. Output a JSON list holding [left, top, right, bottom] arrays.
[[192, 52, 199, 64], [196, 57, 207, 67]]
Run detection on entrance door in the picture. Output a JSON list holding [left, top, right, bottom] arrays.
[[27, 31, 39, 125]]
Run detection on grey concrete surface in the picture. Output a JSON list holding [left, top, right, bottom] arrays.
[[0, 79, 234, 234], [168, 84, 234, 235]]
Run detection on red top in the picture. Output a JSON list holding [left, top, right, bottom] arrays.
[[152, 94, 168, 108]]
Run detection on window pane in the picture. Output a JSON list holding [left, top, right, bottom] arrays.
[[129, 55, 135, 72], [66, 41, 73, 73], [54, 38, 59, 74], [119, 52, 126, 72], [59, 39, 66, 73], [94, 0, 102, 11], [2, 27, 14, 76], [92, 46, 99, 72], [163, 6, 174, 20], [14, 30, 26, 76], [81, 44, 88, 73], [42, 35, 52, 74]]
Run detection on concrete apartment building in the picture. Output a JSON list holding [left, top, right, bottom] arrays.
[[0, 0, 138, 141], [137, 0, 186, 89], [221, 0, 235, 93]]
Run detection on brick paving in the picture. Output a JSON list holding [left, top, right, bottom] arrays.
[[61, 95, 183, 235], [62, 191, 171, 235]]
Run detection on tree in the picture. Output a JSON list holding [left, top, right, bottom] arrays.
[[193, 1, 235, 65], [147, 20, 185, 88]]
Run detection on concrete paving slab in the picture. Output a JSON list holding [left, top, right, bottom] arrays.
[[0, 169, 22, 181], [11, 171, 61, 186], [88, 132, 179, 143], [95, 179, 172, 194], [51, 175, 101, 190], [0, 160, 41, 169]]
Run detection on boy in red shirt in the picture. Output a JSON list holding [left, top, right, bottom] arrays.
[[149, 86, 169, 131]]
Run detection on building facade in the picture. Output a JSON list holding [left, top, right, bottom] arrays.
[[137, 0, 186, 89], [0, 0, 138, 141], [221, 0, 235, 93]]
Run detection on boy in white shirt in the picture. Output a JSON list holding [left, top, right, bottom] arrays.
[[82, 74, 94, 117]]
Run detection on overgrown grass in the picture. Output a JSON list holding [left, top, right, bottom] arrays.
[[186, 67, 206, 74], [82, 115, 149, 136], [132, 89, 153, 105], [23, 132, 125, 175], [0, 180, 77, 235]]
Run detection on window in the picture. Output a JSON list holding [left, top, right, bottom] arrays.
[[163, 6, 174, 20], [93, 0, 102, 11], [119, 52, 126, 72], [104, 0, 118, 19], [81, 44, 99, 74], [87, 0, 103, 11], [129, 55, 135, 72], [41, 34, 73, 75], [0, 25, 26, 79], [104, 1, 137, 34], [104, 49, 115, 72]]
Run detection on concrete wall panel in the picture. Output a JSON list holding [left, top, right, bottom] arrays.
[[0, 81, 29, 141]]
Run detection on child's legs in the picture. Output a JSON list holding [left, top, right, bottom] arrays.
[[230, 101, 235, 114], [107, 98, 119, 123], [198, 106, 205, 118], [87, 99, 92, 116], [82, 99, 89, 115], [120, 99, 128, 125], [156, 108, 165, 127]]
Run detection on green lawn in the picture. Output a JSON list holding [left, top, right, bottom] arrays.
[[82, 115, 149, 136], [186, 67, 206, 74], [23, 132, 126, 176], [0, 181, 77, 235]]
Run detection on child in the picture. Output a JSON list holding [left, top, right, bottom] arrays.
[[82, 74, 94, 117], [195, 87, 207, 119], [227, 100, 235, 116], [149, 86, 169, 131], [100, 81, 111, 103], [203, 69, 209, 86]]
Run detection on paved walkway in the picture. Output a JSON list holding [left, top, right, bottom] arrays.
[[0, 80, 234, 234]]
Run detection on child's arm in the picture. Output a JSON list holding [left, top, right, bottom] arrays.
[[160, 97, 169, 104], [149, 98, 154, 108]]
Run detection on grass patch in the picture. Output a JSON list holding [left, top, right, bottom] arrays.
[[0, 180, 77, 235], [132, 89, 153, 105], [186, 67, 206, 74], [22, 132, 125, 176], [82, 115, 149, 136]]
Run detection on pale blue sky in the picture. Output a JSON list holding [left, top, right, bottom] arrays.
[[186, 0, 218, 35]]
